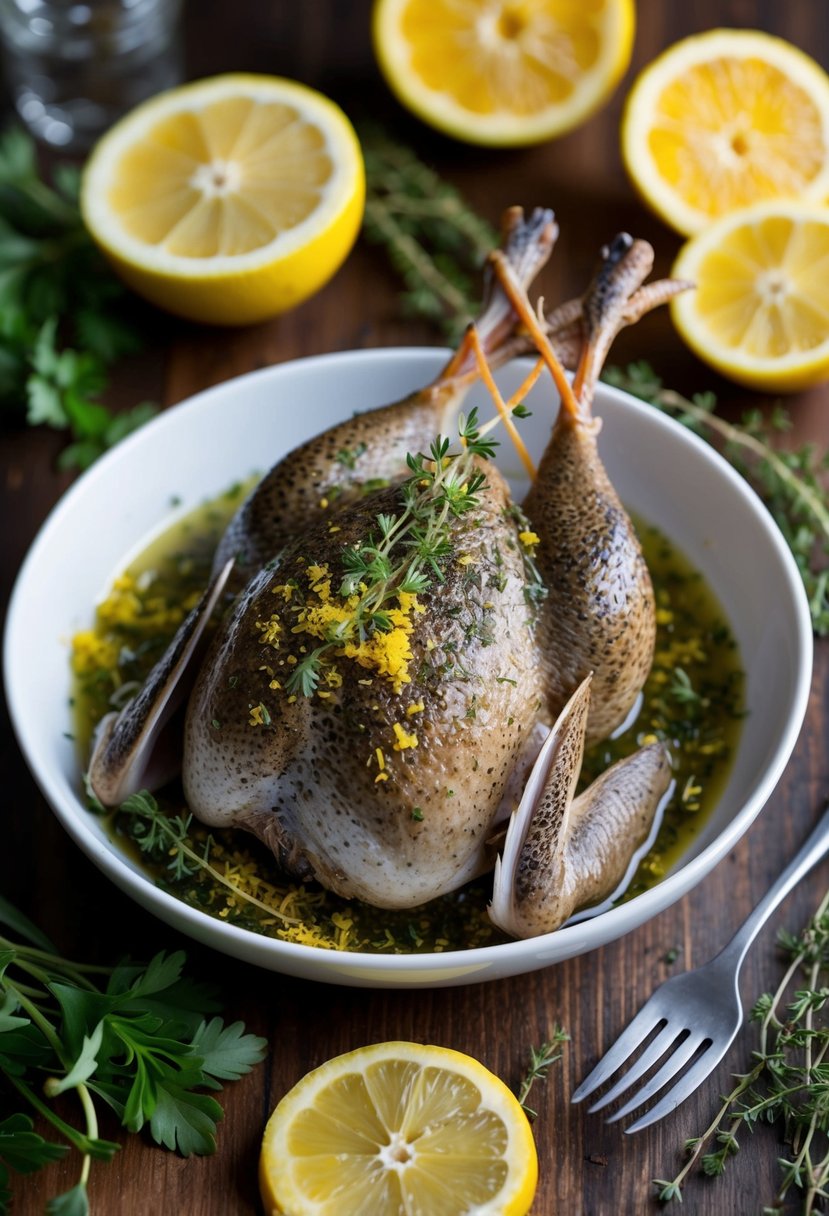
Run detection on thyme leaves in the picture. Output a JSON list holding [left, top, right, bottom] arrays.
[[516, 1029, 569, 1120], [286, 410, 497, 698], [655, 875, 829, 1212], [361, 129, 497, 341], [604, 361, 829, 636]]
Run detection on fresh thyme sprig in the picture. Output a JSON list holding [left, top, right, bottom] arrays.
[[604, 361, 829, 636], [361, 127, 498, 341], [516, 1029, 570, 1120], [286, 408, 498, 697], [654, 870, 829, 1212], [119, 791, 298, 924]]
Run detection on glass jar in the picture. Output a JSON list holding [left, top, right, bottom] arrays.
[[0, 0, 183, 151]]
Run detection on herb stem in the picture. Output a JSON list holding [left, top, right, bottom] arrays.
[[5, 1072, 99, 1156], [671, 1072, 760, 1193], [657, 388, 829, 540], [3, 978, 68, 1061], [363, 196, 474, 321], [77, 1082, 98, 1189], [516, 1030, 569, 1119], [121, 795, 301, 924], [0, 934, 111, 986]]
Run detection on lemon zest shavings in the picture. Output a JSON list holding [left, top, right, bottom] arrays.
[[392, 722, 418, 750]]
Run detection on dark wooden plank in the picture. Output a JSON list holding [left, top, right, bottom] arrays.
[[1, 1, 827, 1213]]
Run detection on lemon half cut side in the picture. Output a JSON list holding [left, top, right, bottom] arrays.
[[259, 1041, 539, 1216], [671, 201, 829, 392], [622, 29, 829, 236], [81, 74, 365, 326], [373, 0, 635, 147]]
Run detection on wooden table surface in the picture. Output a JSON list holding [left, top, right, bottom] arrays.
[[2, 2, 827, 1212]]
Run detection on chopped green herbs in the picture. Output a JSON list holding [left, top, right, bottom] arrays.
[[286, 410, 499, 698], [335, 442, 367, 470], [0, 894, 266, 1213]]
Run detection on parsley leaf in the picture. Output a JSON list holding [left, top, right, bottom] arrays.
[[0, 1112, 67, 1173], [0, 127, 157, 467], [45, 1183, 90, 1216], [191, 1017, 269, 1081], [149, 1081, 224, 1156]]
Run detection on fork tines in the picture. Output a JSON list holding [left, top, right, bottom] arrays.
[[572, 1008, 730, 1134]]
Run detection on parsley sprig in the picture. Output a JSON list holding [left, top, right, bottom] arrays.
[[655, 870, 829, 1212], [0, 127, 156, 468], [286, 408, 497, 697], [0, 891, 266, 1214]]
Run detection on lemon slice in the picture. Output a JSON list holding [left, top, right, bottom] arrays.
[[671, 201, 829, 392], [372, 0, 634, 147], [259, 1041, 538, 1216], [81, 74, 365, 326], [622, 29, 829, 236]]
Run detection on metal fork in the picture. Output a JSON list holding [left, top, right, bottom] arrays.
[[572, 805, 829, 1134]]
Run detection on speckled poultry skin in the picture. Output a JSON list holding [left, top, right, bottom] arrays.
[[88, 219, 689, 936], [186, 465, 546, 907], [519, 236, 665, 745]]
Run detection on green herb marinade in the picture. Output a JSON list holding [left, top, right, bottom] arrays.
[[72, 495, 744, 954]]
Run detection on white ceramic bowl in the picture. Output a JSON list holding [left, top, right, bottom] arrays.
[[4, 349, 813, 988]]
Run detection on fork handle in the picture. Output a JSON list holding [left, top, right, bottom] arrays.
[[717, 804, 829, 975]]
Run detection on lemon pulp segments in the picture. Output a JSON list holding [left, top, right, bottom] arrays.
[[671, 202, 829, 392], [81, 74, 365, 325], [259, 1042, 538, 1216], [646, 59, 824, 219], [622, 30, 829, 235], [109, 98, 332, 257], [373, 0, 634, 146]]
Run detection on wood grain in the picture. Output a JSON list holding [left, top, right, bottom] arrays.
[[1, 2, 827, 1212]]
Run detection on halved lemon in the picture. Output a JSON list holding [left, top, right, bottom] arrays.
[[372, 0, 634, 147], [622, 29, 829, 236], [671, 201, 829, 392], [259, 1041, 538, 1216], [81, 74, 365, 326]]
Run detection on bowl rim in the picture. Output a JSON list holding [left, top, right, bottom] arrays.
[[4, 346, 815, 980]]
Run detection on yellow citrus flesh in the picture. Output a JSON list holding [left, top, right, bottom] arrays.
[[622, 29, 829, 236], [372, 0, 634, 147], [259, 1042, 538, 1216], [80, 74, 365, 326], [671, 201, 829, 392]]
